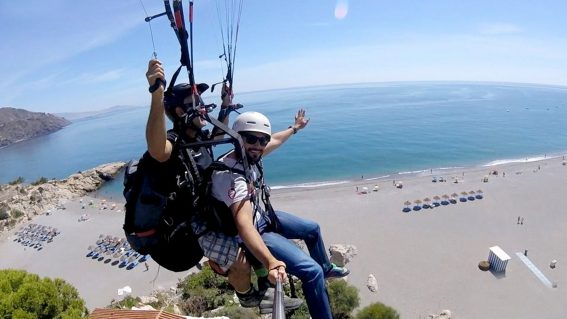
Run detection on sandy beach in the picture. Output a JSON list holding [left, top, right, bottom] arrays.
[[2, 156, 567, 317]]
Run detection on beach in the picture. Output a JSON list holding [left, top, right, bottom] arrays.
[[1, 156, 566, 317]]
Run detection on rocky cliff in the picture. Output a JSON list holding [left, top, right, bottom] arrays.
[[0, 107, 71, 147], [0, 162, 126, 232]]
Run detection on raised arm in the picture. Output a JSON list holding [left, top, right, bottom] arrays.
[[211, 83, 233, 141], [263, 108, 309, 156], [145, 59, 173, 162]]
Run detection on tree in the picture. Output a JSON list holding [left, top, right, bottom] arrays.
[[356, 302, 400, 319], [0, 269, 88, 319], [328, 280, 360, 319]]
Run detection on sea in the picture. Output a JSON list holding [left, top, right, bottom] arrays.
[[1, 82, 567, 198]]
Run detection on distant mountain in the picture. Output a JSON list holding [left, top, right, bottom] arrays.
[[57, 105, 145, 122], [0, 107, 71, 147]]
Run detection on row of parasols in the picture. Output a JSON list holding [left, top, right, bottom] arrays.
[[13, 223, 60, 251], [86, 234, 149, 270], [403, 190, 484, 212]]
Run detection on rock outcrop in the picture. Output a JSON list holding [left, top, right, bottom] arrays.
[[366, 274, 378, 293], [329, 244, 358, 266], [0, 162, 125, 232], [429, 309, 452, 319], [0, 107, 70, 147]]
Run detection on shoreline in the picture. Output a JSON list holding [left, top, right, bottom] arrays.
[[2, 156, 566, 317], [270, 151, 567, 193]]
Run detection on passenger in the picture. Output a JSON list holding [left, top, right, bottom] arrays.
[[211, 111, 350, 319]]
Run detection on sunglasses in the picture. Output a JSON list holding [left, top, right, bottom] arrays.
[[241, 133, 271, 146]]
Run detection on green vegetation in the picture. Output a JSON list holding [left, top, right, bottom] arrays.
[[31, 177, 49, 186], [356, 302, 400, 319], [8, 177, 24, 185], [328, 279, 360, 319], [177, 265, 234, 315], [0, 210, 9, 221], [106, 266, 399, 318], [205, 305, 258, 318], [11, 209, 24, 219], [109, 296, 141, 309], [0, 269, 88, 319]]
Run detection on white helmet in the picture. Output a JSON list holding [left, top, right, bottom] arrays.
[[232, 111, 272, 136]]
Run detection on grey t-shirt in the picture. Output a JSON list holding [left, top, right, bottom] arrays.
[[211, 151, 263, 225]]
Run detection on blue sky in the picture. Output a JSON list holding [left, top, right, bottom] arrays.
[[1, 0, 567, 113]]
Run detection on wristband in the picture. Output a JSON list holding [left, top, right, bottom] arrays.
[[288, 126, 297, 134]]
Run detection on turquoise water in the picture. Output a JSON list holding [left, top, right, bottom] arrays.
[[1, 82, 567, 196]]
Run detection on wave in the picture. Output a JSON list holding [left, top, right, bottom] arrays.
[[398, 169, 429, 175], [437, 166, 465, 171], [365, 175, 391, 181], [483, 154, 559, 167], [271, 180, 350, 190]]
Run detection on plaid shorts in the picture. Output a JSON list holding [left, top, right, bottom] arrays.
[[191, 221, 239, 271]]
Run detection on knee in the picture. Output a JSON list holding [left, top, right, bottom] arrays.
[[305, 222, 321, 241], [295, 260, 324, 283]]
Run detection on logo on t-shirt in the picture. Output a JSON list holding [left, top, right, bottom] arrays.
[[228, 188, 236, 199]]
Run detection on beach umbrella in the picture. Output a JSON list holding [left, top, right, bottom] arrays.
[[475, 189, 484, 199], [432, 195, 441, 207], [468, 191, 476, 200], [423, 197, 431, 209], [413, 199, 422, 211], [441, 195, 450, 205], [460, 191, 468, 202], [87, 245, 94, 251], [403, 200, 412, 213], [113, 252, 122, 259]]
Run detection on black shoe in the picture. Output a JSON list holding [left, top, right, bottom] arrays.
[[237, 288, 263, 308]]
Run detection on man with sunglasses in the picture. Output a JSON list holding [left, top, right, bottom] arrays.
[[210, 111, 350, 319], [145, 60, 301, 313]]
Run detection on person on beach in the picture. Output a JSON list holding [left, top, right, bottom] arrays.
[[210, 111, 350, 319], [145, 59, 300, 311]]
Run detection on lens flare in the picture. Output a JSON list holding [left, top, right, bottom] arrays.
[[334, 0, 348, 20]]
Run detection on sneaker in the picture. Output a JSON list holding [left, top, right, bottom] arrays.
[[324, 263, 350, 279], [237, 288, 263, 308], [259, 287, 303, 314]]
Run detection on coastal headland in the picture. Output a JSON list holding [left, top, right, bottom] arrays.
[[1, 157, 566, 318]]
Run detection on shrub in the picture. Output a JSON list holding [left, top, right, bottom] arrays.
[[108, 296, 141, 309], [11, 209, 25, 219], [9, 177, 24, 185], [205, 305, 258, 319], [177, 265, 233, 315], [180, 294, 207, 315], [0, 269, 88, 318], [328, 280, 360, 319], [290, 303, 311, 319], [31, 177, 49, 186], [0, 210, 9, 221], [356, 302, 400, 319], [178, 265, 231, 294]]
